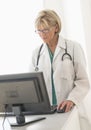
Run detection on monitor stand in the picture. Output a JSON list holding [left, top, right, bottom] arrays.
[[10, 105, 46, 127]]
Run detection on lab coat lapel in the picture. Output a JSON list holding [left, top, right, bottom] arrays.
[[53, 36, 66, 62], [39, 43, 52, 75]]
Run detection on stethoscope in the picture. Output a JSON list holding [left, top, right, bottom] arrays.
[[35, 41, 72, 71]]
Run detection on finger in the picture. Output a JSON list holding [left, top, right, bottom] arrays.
[[65, 103, 71, 112], [57, 101, 64, 109], [65, 102, 74, 112], [59, 102, 67, 110]]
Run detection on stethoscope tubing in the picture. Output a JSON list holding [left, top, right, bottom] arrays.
[[35, 41, 72, 71]]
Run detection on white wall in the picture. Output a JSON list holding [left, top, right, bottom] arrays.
[[0, 0, 43, 74], [80, 0, 91, 80]]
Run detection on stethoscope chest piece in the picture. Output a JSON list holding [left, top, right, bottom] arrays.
[[35, 66, 39, 71]]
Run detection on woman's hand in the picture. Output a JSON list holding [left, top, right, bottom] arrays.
[[57, 100, 75, 112]]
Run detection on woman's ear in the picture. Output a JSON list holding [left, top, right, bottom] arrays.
[[55, 24, 58, 33]]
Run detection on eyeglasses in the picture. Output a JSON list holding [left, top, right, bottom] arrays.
[[35, 28, 51, 34]]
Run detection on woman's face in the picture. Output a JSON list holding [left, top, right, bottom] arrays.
[[36, 25, 58, 44]]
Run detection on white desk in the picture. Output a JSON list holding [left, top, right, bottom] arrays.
[[0, 107, 81, 130]]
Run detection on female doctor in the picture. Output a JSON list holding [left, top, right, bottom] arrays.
[[30, 9, 90, 112]]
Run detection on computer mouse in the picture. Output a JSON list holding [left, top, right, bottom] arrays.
[[57, 105, 66, 113]]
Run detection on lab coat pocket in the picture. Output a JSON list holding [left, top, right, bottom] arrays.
[[60, 59, 75, 80]]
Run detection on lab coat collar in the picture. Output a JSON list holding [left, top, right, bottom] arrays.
[[53, 35, 66, 61], [57, 35, 66, 49], [39, 35, 66, 55]]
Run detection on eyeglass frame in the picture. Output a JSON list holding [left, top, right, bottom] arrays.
[[35, 27, 53, 34]]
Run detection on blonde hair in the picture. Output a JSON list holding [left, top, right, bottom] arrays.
[[35, 9, 62, 34]]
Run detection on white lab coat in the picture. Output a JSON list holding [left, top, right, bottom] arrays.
[[30, 36, 90, 106], [30, 36, 91, 130]]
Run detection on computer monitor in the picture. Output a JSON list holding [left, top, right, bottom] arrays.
[[0, 72, 51, 126]]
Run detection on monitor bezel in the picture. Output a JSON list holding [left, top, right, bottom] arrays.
[[0, 72, 51, 115]]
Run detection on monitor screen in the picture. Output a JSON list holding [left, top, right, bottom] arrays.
[[0, 72, 51, 115]]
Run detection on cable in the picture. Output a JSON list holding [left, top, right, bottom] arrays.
[[2, 105, 8, 130]]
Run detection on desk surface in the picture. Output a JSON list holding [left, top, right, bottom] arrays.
[[0, 107, 80, 130]]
